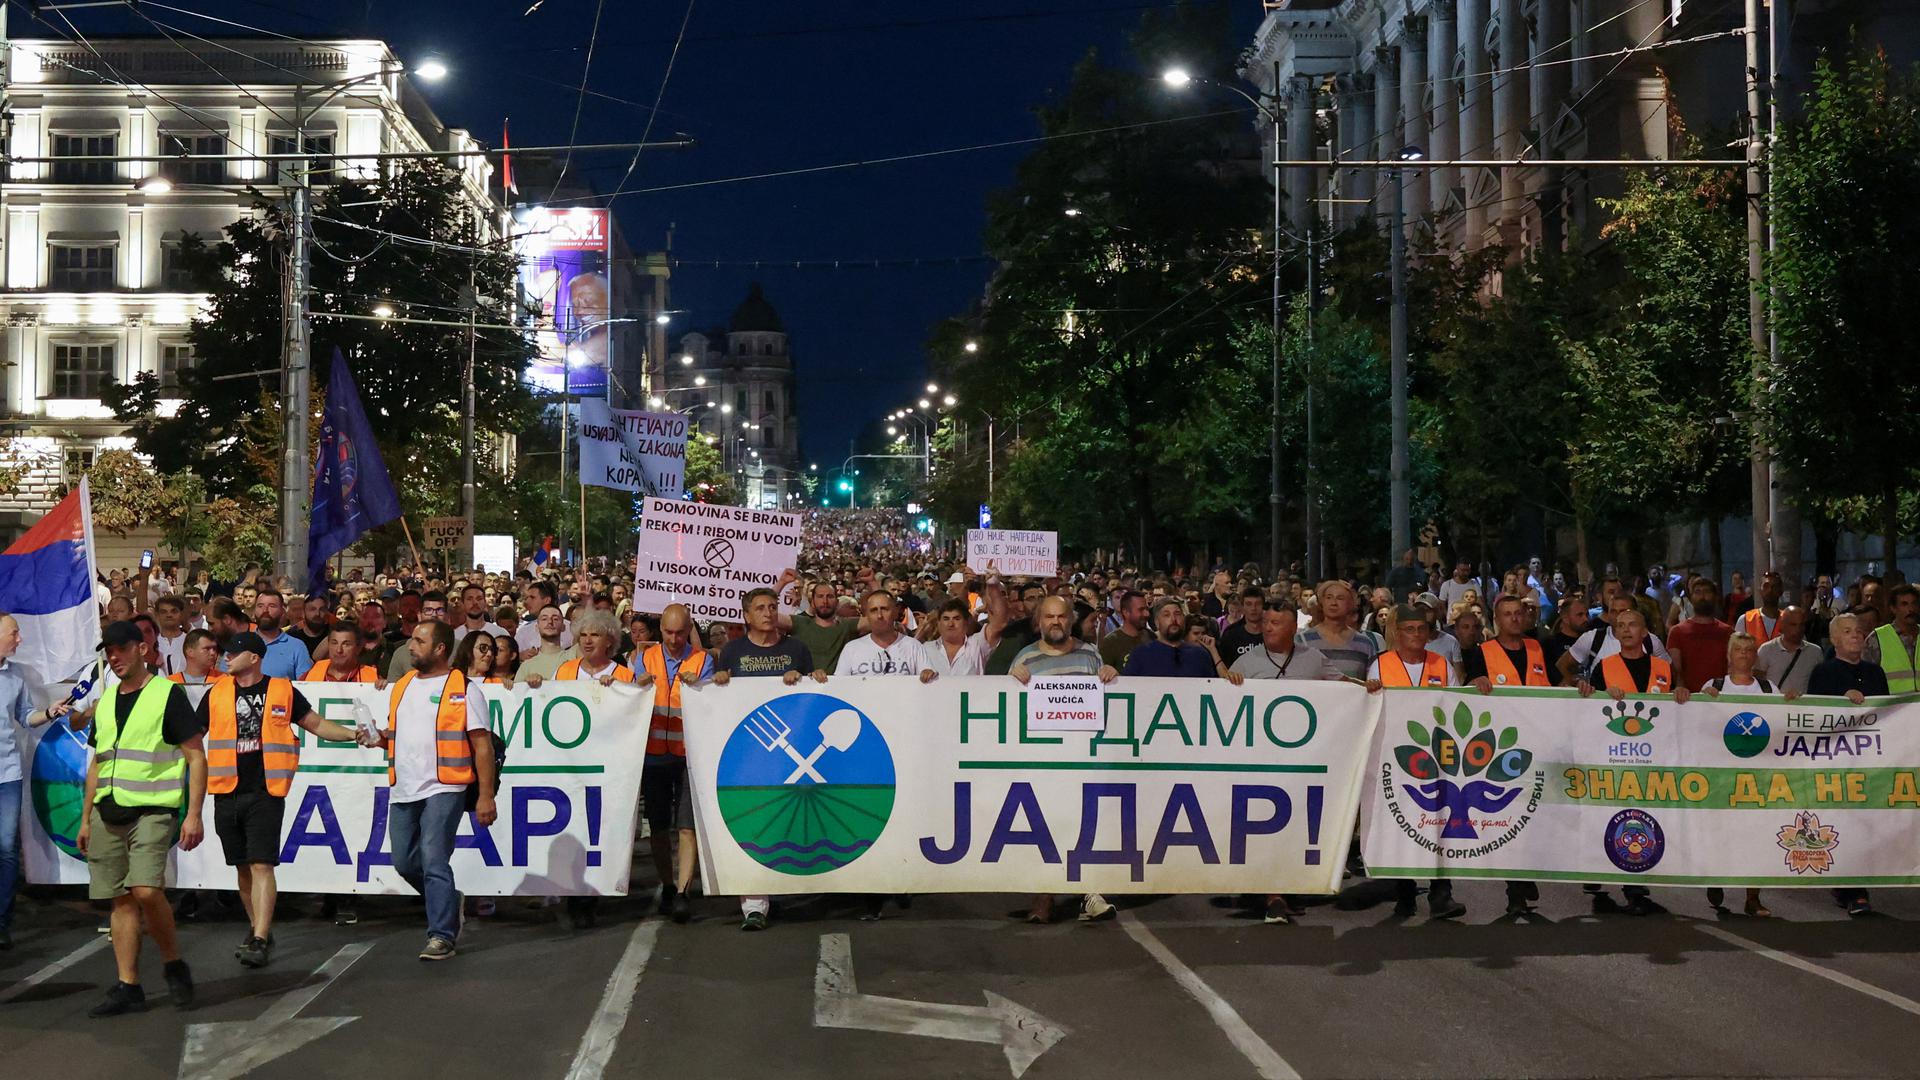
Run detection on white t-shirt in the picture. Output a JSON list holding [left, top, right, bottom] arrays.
[[1568, 625, 1672, 667], [835, 634, 931, 677], [453, 621, 507, 644], [1708, 673, 1778, 695], [391, 673, 489, 805], [516, 620, 573, 655], [155, 631, 188, 677], [922, 633, 991, 677]]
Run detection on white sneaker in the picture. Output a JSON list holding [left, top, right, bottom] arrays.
[[1079, 894, 1116, 922]]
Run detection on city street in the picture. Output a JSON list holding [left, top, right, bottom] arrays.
[[5, 873, 1920, 1080]]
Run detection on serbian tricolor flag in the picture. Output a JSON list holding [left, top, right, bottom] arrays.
[[0, 479, 99, 685], [533, 535, 556, 566]]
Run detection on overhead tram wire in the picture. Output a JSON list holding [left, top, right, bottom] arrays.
[[602, 0, 696, 211], [547, 0, 608, 205]]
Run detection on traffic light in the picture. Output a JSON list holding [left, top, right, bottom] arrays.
[[837, 478, 853, 493]]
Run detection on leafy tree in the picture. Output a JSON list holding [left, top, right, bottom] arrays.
[[85, 450, 168, 535], [1766, 47, 1920, 568]]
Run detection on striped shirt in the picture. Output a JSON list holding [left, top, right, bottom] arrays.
[[1010, 641, 1103, 677], [1298, 626, 1381, 682]]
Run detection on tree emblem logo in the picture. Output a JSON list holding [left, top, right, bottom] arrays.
[[1393, 702, 1533, 840], [715, 693, 894, 876], [1776, 810, 1839, 874], [1602, 700, 1658, 737]]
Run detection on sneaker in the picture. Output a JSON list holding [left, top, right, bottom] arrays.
[[1078, 894, 1116, 923], [1625, 895, 1665, 917], [163, 959, 195, 1009], [1392, 898, 1418, 918], [1590, 891, 1624, 915], [96, 916, 112, 934], [333, 905, 359, 927], [1505, 896, 1533, 917], [173, 891, 202, 921], [858, 896, 885, 922], [1705, 887, 1726, 909], [670, 890, 691, 924], [475, 899, 497, 917], [419, 936, 457, 961], [1262, 898, 1293, 925], [1847, 897, 1872, 917], [238, 937, 271, 969], [88, 982, 148, 1018], [741, 910, 768, 932]]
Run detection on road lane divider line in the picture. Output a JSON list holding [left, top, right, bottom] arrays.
[[1696, 923, 1920, 1018], [0, 935, 108, 1004], [564, 919, 663, 1080], [1118, 912, 1301, 1080]]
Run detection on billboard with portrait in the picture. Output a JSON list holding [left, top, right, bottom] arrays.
[[514, 206, 612, 396]]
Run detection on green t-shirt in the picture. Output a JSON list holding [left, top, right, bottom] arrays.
[[985, 624, 1040, 676], [789, 616, 860, 673], [1099, 627, 1148, 671]]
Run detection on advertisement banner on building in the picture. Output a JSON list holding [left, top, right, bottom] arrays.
[[514, 206, 612, 397], [1361, 688, 1920, 886], [21, 682, 650, 895], [682, 676, 1380, 895], [631, 498, 800, 620], [577, 399, 689, 497]]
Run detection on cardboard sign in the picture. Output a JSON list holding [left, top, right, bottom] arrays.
[[425, 516, 469, 550], [1026, 674, 1105, 731], [632, 498, 801, 620], [966, 528, 1057, 578]]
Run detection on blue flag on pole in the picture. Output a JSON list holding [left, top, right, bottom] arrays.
[[307, 349, 402, 588]]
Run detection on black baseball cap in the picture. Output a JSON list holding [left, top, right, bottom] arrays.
[[99, 620, 144, 650], [222, 631, 267, 658]]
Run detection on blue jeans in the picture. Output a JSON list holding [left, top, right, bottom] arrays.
[[0, 779, 19, 932], [389, 791, 465, 943]]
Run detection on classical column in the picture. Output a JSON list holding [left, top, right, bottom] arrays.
[[1335, 72, 1375, 228], [1374, 46, 1400, 169], [1398, 17, 1430, 217], [1533, 0, 1571, 126], [1494, 0, 1529, 233], [1458, 0, 1493, 242], [1286, 75, 1317, 236], [1427, 0, 1459, 221]]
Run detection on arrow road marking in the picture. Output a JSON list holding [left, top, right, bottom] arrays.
[[176, 943, 372, 1080], [813, 933, 1069, 1079], [0, 935, 109, 1004]]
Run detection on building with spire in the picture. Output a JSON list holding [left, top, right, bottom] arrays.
[[666, 282, 801, 507]]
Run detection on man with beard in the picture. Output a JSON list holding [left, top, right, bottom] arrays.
[[788, 581, 861, 673], [249, 590, 311, 681], [1097, 589, 1151, 671], [1663, 577, 1731, 692], [287, 592, 333, 656], [452, 584, 506, 645], [1124, 597, 1237, 679]]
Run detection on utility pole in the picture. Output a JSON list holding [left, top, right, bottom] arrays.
[[1760, 0, 1798, 582], [1303, 224, 1317, 581], [1388, 161, 1411, 565], [1744, 0, 1772, 580], [462, 260, 478, 569], [278, 102, 312, 590], [1267, 58, 1285, 582]]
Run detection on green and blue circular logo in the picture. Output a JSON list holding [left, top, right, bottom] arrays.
[[1723, 712, 1770, 758], [716, 694, 894, 876], [31, 719, 91, 860]]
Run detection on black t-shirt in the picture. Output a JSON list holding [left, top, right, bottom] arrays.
[[194, 680, 313, 794], [985, 624, 1040, 677], [1200, 594, 1230, 620], [717, 635, 815, 678], [286, 623, 329, 655], [90, 679, 204, 818], [1591, 653, 1654, 693], [1462, 640, 1559, 686], [1807, 658, 1890, 698], [1216, 619, 1263, 664]]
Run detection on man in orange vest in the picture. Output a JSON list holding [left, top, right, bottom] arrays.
[[196, 632, 362, 969], [1367, 607, 1465, 921], [1737, 570, 1785, 646], [1577, 606, 1686, 917], [306, 624, 383, 684], [636, 604, 709, 923], [364, 621, 497, 961], [1467, 595, 1555, 916]]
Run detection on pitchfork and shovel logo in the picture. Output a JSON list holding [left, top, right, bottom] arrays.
[[715, 694, 897, 875]]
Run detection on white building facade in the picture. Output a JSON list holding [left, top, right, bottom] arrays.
[[0, 35, 494, 531], [668, 283, 802, 509]]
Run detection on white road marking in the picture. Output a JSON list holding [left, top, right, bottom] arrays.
[[813, 932, 1068, 1079], [1118, 912, 1301, 1080], [564, 919, 662, 1080], [176, 942, 372, 1080], [1696, 923, 1920, 1017], [0, 935, 108, 1004]]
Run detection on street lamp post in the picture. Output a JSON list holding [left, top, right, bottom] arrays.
[[1388, 146, 1423, 564], [1165, 65, 1285, 578]]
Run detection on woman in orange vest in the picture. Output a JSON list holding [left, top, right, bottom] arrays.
[[204, 632, 364, 969], [1367, 608, 1466, 921], [305, 625, 381, 684]]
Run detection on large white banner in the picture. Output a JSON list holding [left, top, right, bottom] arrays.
[[683, 676, 1381, 895], [632, 498, 800, 620], [20, 681, 651, 895], [1362, 687, 1920, 886], [577, 400, 689, 496]]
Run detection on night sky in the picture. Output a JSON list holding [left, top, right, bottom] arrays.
[[54, 0, 1262, 460]]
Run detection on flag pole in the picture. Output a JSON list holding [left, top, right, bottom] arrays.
[[397, 517, 428, 582]]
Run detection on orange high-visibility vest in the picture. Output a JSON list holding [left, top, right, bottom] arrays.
[[1480, 638, 1550, 687], [1380, 651, 1450, 687], [1600, 652, 1673, 694], [1738, 609, 1780, 647], [305, 659, 379, 683], [640, 642, 706, 757], [205, 677, 301, 797], [384, 669, 475, 787], [168, 673, 227, 686], [557, 658, 635, 683]]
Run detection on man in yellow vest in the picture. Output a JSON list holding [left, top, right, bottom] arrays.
[[77, 620, 207, 1017], [365, 620, 496, 961], [199, 632, 363, 969], [638, 604, 709, 923], [1367, 607, 1466, 920], [1866, 584, 1918, 694]]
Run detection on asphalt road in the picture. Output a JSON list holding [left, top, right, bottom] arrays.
[[5, 873, 1920, 1080]]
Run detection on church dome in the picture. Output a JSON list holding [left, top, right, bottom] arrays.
[[730, 282, 784, 334]]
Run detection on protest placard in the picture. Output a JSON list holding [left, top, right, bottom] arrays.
[[577, 399, 689, 497], [966, 528, 1057, 577], [632, 497, 801, 620]]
